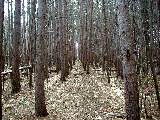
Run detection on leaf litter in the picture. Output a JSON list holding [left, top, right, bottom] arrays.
[[3, 60, 125, 120]]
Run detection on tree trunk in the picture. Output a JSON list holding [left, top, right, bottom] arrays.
[[59, 0, 66, 81], [9, 0, 14, 68], [158, 0, 160, 75], [79, 0, 86, 71], [29, 0, 37, 88], [11, 0, 21, 94], [63, 0, 69, 78], [150, 63, 160, 110], [101, 0, 110, 83], [150, 0, 160, 110], [117, 1, 140, 120], [140, 0, 160, 110], [7, 0, 11, 66], [35, 0, 48, 117], [0, 0, 4, 119], [101, 0, 107, 72], [55, 0, 61, 74]]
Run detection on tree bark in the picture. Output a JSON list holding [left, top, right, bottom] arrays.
[[140, 0, 160, 110], [11, 0, 21, 94], [30, 0, 37, 88], [9, 0, 14, 68], [117, 1, 140, 120], [0, 0, 4, 119], [101, 0, 110, 83], [35, 0, 48, 117]]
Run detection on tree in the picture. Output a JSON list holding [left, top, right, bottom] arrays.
[[58, 0, 70, 81], [101, 0, 110, 83], [9, 0, 14, 67], [79, 0, 85, 69], [0, 0, 4, 119], [29, 0, 37, 88], [117, 0, 140, 120], [35, 0, 48, 117], [11, 0, 21, 94], [140, 0, 160, 110]]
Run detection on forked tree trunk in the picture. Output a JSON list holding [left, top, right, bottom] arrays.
[[117, 1, 140, 120], [35, 0, 48, 117], [11, 0, 21, 94]]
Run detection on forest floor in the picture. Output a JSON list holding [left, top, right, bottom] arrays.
[[2, 60, 159, 120]]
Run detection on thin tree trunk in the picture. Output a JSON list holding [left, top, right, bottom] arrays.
[[29, 0, 37, 88], [157, 0, 160, 75], [9, 0, 14, 67], [55, 0, 61, 74], [140, 0, 160, 110], [7, 0, 11, 66], [63, 0, 69, 78], [102, 0, 106, 72], [35, 0, 48, 117], [22, 0, 26, 65], [102, 0, 110, 83], [0, 0, 4, 119], [79, 0, 86, 71], [150, 0, 160, 110], [150, 63, 160, 110], [11, 0, 21, 94], [59, 0, 66, 81]]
